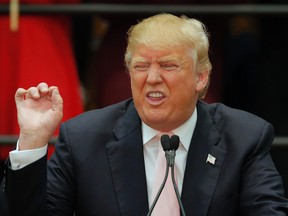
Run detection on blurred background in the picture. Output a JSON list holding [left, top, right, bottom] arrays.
[[0, 0, 288, 195]]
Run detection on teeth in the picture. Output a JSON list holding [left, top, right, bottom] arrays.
[[149, 92, 164, 98]]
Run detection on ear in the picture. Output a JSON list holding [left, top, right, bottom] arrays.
[[195, 70, 210, 93]]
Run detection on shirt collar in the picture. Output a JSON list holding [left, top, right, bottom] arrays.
[[142, 107, 198, 151]]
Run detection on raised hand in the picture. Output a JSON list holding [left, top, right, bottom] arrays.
[[15, 83, 63, 150]]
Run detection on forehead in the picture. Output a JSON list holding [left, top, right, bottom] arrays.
[[131, 45, 189, 63]]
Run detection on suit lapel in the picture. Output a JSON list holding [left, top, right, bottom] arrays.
[[182, 101, 227, 216], [105, 103, 149, 216]]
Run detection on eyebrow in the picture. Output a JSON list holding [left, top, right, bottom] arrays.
[[131, 57, 149, 64], [158, 55, 181, 63], [131, 55, 182, 64]]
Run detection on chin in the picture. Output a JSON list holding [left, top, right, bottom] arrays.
[[144, 113, 168, 126]]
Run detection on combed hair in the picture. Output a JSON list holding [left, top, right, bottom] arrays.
[[125, 13, 212, 98]]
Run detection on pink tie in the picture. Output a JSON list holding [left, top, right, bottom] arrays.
[[151, 134, 180, 216]]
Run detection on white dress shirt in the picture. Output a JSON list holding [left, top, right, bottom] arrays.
[[9, 142, 47, 170], [142, 108, 197, 206]]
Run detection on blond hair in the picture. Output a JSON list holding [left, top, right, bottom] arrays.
[[125, 13, 212, 98]]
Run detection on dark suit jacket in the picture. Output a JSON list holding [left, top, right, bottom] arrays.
[[3, 99, 288, 216]]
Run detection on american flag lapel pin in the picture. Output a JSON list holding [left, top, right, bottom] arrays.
[[206, 154, 216, 165]]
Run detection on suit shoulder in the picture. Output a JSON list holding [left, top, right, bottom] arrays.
[[201, 101, 272, 130], [199, 101, 274, 152]]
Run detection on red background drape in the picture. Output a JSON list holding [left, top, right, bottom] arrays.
[[0, 0, 83, 159]]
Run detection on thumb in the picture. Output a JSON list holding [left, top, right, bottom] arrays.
[[50, 87, 63, 118]]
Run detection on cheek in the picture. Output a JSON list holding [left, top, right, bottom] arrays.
[[130, 78, 137, 97], [173, 73, 196, 91], [172, 77, 197, 102], [130, 73, 145, 95]]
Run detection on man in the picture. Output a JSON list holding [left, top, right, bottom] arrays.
[[2, 13, 288, 215]]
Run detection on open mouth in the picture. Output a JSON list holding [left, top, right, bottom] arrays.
[[146, 91, 166, 105]]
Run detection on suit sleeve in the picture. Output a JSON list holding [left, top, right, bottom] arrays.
[[3, 123, 76, 216], [5, 156, 47, 216], [46, 123, 77, 216], [239, 122, 288, 215]]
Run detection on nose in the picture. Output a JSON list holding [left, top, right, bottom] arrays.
[[146, 65, 162, 84]]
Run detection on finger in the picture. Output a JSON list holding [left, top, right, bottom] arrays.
[[26, 87, 41, 99], [51, 87, 63, 117], [48, 86, 59, 100], [37, 82, 49, 96], [15, 88, 27, 102], [50, 87, 63, 105], [48, 86, 58, 93]]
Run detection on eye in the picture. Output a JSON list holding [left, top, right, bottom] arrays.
[[133, 63, 150, 71], [161, 63, 179, 71]]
